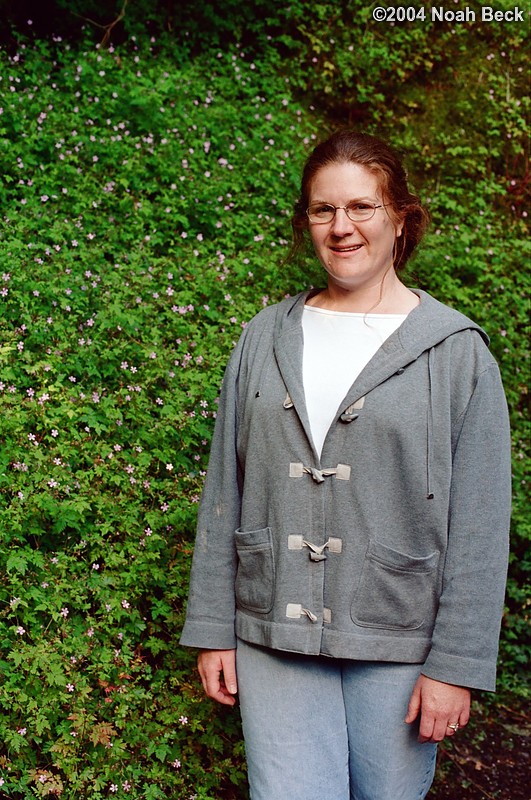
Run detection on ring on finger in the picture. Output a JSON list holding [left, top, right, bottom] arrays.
[[447, 722, 460, 732]]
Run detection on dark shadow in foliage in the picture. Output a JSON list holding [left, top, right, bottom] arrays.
[[0, 0, 278, 46]]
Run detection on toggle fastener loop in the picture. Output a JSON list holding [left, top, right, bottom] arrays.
[[283, 392, 294, 409], [289, 463, 351, 481], [304, 465, 351, 482], [340, 411, 359, 423], [303, 538, 331, 562], [285, 604, 318, 622], [340, 395, 366, 423]]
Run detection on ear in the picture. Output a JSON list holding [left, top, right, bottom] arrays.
[[393, 209, 405, 238]]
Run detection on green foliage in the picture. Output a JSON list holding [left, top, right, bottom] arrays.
[[0, 3, 528, 796], [0, 30, 320, 799]]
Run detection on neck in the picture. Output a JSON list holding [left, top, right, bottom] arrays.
[[307, 273, 419, 314]]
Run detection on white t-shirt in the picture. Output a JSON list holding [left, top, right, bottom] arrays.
[[302, 305, 407, 456]]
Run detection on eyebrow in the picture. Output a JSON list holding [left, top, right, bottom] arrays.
[[309, 197, 380, 204]]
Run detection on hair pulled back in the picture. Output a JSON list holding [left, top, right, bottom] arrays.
[[291, 130, 429, 271]]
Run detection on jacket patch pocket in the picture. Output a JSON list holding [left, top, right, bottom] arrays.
[[235, 527, 275, 614], [351, 540, 439, 630]]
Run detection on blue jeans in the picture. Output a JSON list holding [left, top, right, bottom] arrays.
[[236, 639, 437, 800]]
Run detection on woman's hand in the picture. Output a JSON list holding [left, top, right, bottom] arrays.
[[197, 649, 238, 706], [405, 674, 471, 743]]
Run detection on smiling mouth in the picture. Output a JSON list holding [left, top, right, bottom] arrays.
[[330, 244, 363, 253]]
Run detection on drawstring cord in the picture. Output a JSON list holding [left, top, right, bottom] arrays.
[[426, 349, 435, 500]]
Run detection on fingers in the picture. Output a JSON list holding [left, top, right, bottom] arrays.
[[405, 674, 471, 743], [197, 649, 238, 706], [221, 651, 238, 696], [445, 720, 462, 737], [446, 701, 470, 738], [404, 679, 421, 724]]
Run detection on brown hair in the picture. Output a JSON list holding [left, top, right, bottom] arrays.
[[291, 130, 429, 271]]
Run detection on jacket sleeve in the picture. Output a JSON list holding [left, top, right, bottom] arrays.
[[422, 361, 511, 691], [179, 347, 243, 650]]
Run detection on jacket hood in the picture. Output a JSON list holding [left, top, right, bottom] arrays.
[[277, 289, 489, 355]]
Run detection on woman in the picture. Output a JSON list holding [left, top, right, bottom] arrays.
[[180, 131, 511, 799]]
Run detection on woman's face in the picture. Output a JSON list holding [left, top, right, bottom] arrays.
[[308, 161, 402, 294]]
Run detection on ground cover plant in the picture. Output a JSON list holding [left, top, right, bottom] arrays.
[[0, 3, 529, 798]]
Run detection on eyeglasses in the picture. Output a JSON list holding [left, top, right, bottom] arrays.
[[306, 201, 389, 224]]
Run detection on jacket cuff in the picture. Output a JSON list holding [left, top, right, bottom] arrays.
[[422, 649, 497, 692], [179, 620, 237, 651]]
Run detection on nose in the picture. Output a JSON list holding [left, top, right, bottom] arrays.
[[330, 206, 355, 236]]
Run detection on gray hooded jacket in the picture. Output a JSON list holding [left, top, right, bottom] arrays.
[[180, 290, 511, 691]]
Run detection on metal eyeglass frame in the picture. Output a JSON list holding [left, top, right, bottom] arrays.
[[306, 203, 389, 224]]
